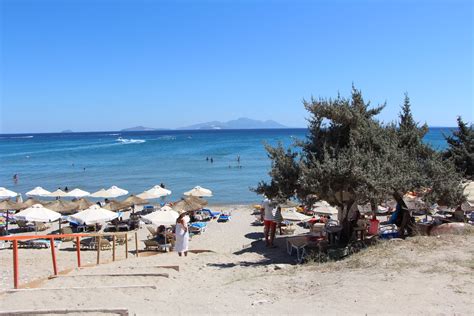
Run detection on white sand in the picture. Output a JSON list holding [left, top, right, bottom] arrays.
[[0, 204, 472, 315]]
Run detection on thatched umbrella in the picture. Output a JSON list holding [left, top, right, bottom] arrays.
[[172, 196, 208, 213], [20, 197, 43, 209], [0, 199, 23, 234], [123, 195, 148, 207], [45, 200, 78, 215], [72, 198, 94, 210], [104, 200, 129, 212]]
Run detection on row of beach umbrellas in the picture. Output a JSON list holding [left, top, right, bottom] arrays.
[[0, 185, 212, 200]]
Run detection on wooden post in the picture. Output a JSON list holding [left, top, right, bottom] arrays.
[[135, 231, 139, 257], [112, 235, 116, 261], [50, 238, 58, 276], [13, 240, 19, 289], [125, 233, 128, 259], [96, 235, 101, 265], [76, 236, 81, 267]]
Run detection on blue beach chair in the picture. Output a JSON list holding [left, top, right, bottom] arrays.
[[201, 208, 220, 219], [217, 211, 231, 223]]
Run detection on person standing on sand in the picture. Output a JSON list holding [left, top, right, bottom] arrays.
[[175, 212, 190, 256], [261, 198, 277, 247]]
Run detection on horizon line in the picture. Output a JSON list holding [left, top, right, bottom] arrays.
[[0, 126, 458, 136]]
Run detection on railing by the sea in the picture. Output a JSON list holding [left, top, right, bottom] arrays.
[[0, 231, 140, 289]]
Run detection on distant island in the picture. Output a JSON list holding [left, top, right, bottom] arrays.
[[121, 126, 165, 132], [120, 118, 287, 131], [61, 129, 74, 133], [178, 117, 287, 130]]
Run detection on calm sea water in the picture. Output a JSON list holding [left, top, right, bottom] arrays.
[[0, 128, 454, 204]]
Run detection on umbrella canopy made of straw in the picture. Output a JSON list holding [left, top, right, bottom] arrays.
[[20, 197, 43, 209], [123, 195, 148, 206], [0, 187, 17, 199], [173, 196, 208, 213], [69, 205, 118, 225], [183, 186, 213, 197], [142, 209, 179, 226], [45, 200, 78, 215], [0, 199, 23, 211], [137, 186, 171, 199], [66, 188, 90, 198], [72, 198, 95, 210], [104, 200, 130, 212], [26, 186, 51, 197], [15, 204, 61, 222]]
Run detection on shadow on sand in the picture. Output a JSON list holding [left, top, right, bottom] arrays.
[[207, 235, 296, 269]]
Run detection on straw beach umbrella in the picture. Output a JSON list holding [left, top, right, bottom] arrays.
[[138, 186, 171, 199], [0, 199, 22, 211], [123, 195, 148, 206], [66, 188, 90, 198], [0, 199, 23, 233], [20, 197, 43, 209], [45, 200, 78, 215], [0, 187, 17, 199], [69, 205, 118, 225], [184, 186, 213, 197], [173, 196, 208, 213], [104, 200, 129, 212], [72, 198, 94, 210], [26, 186, 51, 197]]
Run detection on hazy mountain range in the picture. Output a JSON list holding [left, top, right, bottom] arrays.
[[121, 118, 287, 131]]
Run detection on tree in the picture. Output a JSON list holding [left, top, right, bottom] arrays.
[[444, 116, 474, 179], [256, 86, 464, 242]]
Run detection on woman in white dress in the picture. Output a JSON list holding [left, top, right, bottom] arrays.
[[175, 212, 190, 257]]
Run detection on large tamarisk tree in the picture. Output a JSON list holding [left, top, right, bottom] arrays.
[[444, 116, 474, 180], [255, 86, 464, 242]]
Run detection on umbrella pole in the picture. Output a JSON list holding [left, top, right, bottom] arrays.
[[5, 210, 9, 235]]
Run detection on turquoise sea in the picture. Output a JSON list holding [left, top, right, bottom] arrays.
[[0, 128, 454, 204]]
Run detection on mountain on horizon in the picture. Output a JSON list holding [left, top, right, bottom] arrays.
[[178, 117, 287, 130], [121, 126, 161, 132]]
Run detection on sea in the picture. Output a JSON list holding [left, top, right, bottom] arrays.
[[0, 128, 454, 204]]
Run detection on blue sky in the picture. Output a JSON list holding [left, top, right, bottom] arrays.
[[1, 0, 472, 133]]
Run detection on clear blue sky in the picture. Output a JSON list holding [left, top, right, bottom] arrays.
[[0, 0, 472, 133]]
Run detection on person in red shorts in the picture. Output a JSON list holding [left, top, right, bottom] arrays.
[[261, 198, 277, 247]]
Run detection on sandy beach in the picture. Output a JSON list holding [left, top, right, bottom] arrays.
[[0, 204, 472, 315]]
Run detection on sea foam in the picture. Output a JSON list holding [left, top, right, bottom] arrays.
[[116, 137, 146, 144]]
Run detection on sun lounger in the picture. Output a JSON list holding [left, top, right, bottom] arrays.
[[17, 239, 62, 249], [217, 211, 231, 222], [201, 208, 220, 219], [143, 239, 172, 252], [60, 226, 75, 242], [16, 220, 35, 232], [189, 222, 207, 234], [35, 222, 49, 231]]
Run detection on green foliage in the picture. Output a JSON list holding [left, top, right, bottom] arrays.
[[256, 86, 464, 209], [444, 116, 474, 179]]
